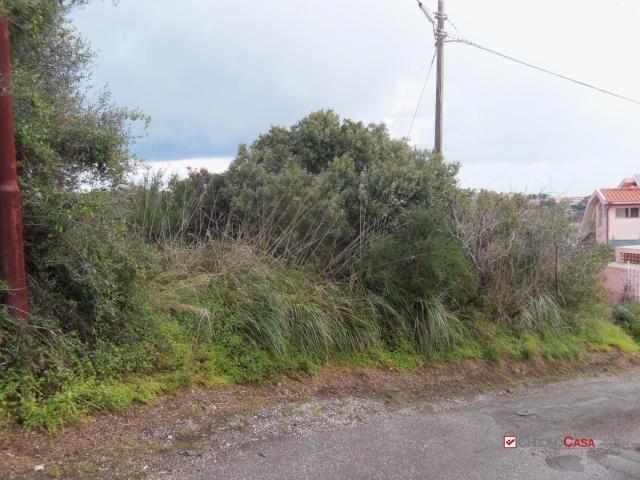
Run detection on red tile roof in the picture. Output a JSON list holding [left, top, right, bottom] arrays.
[[600, 188, 640, 204]]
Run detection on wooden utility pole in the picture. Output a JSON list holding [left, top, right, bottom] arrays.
[[434, 0, 446, 154], [0, 18, 29, 323]]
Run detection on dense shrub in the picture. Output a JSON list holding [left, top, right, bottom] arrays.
[[364, 207, 477, 308], [23, 191, 150, 337], [451, 191, 611, 323], [613, 303, 640, 339], [0, 1, 147, 335]]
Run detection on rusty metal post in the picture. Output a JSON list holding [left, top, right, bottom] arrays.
[[0, 18, 29, 322]]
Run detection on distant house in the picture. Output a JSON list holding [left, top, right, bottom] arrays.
[[581, 175, 640, 246], [582, 176, 640, 303]]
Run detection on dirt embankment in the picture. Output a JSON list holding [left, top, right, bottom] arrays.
[[1, 350, 638, 479]]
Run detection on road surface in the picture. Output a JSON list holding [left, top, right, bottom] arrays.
[[190, 371, 640, 479]]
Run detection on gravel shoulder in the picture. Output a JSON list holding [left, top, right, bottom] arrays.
[[193, 369, 640, 480], [1, 350, 638, 479]]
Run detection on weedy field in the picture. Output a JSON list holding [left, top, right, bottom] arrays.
[[1, 0, 638, 436]]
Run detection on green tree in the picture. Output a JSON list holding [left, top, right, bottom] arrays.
[[172, 111, 461, 279], [2, 1, 147, 333]]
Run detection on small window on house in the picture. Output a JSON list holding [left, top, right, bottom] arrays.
[[615, 207, 639, 218]]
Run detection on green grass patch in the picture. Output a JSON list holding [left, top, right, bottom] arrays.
[[335, 348, 424, 371], [2, 306, 636, 431]]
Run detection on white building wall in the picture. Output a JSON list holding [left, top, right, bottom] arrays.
[[608, 204, 640, 242]]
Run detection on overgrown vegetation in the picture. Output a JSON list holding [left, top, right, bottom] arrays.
[[613, 303, 640, 339], [0, 1, 634, 431]]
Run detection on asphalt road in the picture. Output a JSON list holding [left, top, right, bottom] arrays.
[[194, 372, 640, 479]]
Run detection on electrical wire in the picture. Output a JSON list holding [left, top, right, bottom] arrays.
[[407, 50, 437, 139], [446, 35, 640, 106], [445, 17, 463, 36]]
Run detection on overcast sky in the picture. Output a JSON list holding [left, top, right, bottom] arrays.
[[71, 0, 640, 196]]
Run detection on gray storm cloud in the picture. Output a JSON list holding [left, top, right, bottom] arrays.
[[73, 0, 640, 195]]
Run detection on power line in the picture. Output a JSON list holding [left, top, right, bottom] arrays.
[[407, 50, 437, 139], [445, 17, 463, 36], [446, 35, 640, 106]]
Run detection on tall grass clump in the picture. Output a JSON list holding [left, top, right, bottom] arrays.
[[518, 294, 567, 333], [150, 241, 381, 359], [412, 298, 464, 350]]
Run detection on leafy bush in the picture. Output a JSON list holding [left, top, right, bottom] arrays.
[[146, 111, 460, 271], [612, 303, 640, 339], [364, 207, 477, 308], [23, 191, 149, 337]]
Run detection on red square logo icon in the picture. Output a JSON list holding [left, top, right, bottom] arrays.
[[504, 436, 517, 448]]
